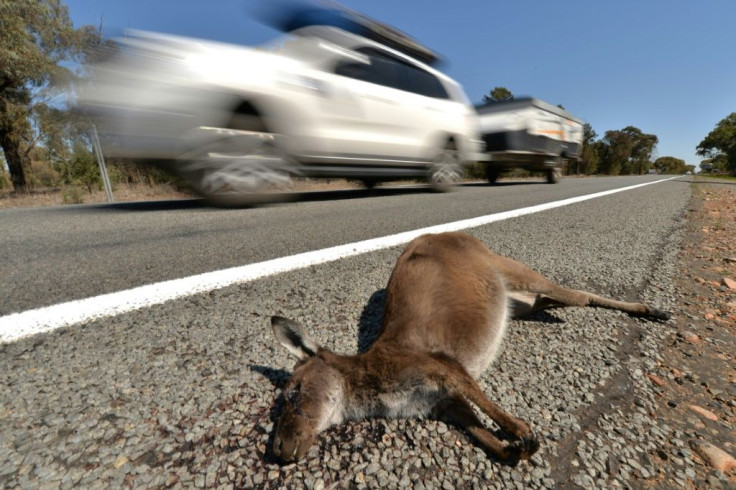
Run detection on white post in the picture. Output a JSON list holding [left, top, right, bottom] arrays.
[[91, 125, 114, 203]]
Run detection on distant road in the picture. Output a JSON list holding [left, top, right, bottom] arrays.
[[0, 175, 686, 317]]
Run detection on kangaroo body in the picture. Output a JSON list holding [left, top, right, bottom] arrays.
[[271, 232, 668, 462]]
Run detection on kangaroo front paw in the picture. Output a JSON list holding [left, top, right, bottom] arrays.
[[503, 431, 540, 463], [519, 431, 540, 459]]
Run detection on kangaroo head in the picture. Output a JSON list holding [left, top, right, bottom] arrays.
[[271, 316, 345, 461]]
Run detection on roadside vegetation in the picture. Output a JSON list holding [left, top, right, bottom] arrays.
[[0, 0, 183, 206], [695, 174, 736, 184], [1, 3, 734, 207]]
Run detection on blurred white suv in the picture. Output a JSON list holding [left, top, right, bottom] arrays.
[[82, 26, 483, 203]]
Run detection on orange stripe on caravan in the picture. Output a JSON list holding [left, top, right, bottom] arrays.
[[537, 130, 564, 135]]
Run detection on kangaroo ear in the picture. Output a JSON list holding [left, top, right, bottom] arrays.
[[271, 316, 320, 360]]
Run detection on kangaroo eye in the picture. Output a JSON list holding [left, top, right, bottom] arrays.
[[285, 384, 304, 415], [287, 388, 300, 405]]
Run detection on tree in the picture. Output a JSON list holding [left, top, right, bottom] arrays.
[[697, 113, 736, 175], [599, 130, 632, 175], [482, 87, 514, 104], [623, 126, 658, 174], [577, 122, 599, 175], [567, 122, 596, 175], [63, 141, 100, 192], [0, 154, 10, 189], [0, 0, 99, 191], [598, 126, 657, 175], [592, 141, 609, 174], [700, 154, 728, 173], [653, 156, 687, 174]]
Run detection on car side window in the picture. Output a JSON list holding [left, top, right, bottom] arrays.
[[366, 54, 405, 90], [334, 60, 373, 82], [364, 48, 449, 99], [334, 49, 403, 90], [334, 47, 449, 99], [399, 63, 449, 99]]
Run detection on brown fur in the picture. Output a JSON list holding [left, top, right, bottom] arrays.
[[271, 232, 668, 463]]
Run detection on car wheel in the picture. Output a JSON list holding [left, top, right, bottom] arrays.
[[427, 142, 462, 192], [486, 166, 500, 184], [361, 179, 378, 189], [178, 122, 296, 206], [546, 168, 561, 184]]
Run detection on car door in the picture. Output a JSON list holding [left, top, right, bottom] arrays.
[[324, 48, 429, 163], [396, 60, 462, 160]]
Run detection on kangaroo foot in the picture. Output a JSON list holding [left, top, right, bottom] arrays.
[[502, 431, 540, 463]]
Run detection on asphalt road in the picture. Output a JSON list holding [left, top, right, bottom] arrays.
[[1, 175, 704, 488], [1, 175, 682, 315]]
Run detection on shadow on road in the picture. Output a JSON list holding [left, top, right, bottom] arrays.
[[357, 288, 386, 353], [40, 178, 567, 214], [76, 185, 436, 213], [249, 365, 289, 389], [473, 180, 551, 187], [92, 198, 209, 212]]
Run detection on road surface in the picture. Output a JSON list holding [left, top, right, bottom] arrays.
[[1, 176, 702, 488]]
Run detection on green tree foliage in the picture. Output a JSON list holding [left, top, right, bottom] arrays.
[[653, 156, 690, 174], [700, 154, 729, 173], [65, 141, 100, 192], [37, 105, 95, 175], [572, 122, 599, 175], [0, 0, 99, 191], [591, 141, 608, 174], [696, 113, 736, 175], [482, 87, 514, 104], [626, 126, 658, 174], [598, 126, 658, 175], [599, 130, 631, 175]]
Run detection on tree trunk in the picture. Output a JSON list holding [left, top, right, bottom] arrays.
[[0, 128, 29, 192]]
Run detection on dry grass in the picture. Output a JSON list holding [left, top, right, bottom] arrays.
[[0, 184, 195, 209]]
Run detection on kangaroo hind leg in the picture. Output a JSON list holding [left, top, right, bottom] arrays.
[[523, 283, 670, 320]]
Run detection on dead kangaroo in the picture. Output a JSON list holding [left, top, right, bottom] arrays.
[[271, 232, 669, 463]]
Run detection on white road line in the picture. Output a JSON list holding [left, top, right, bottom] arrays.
[[0, 177, 678, 343]]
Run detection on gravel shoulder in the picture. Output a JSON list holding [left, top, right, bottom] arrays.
[[642, 179, 735, 487], [1, 178, 734, 489]]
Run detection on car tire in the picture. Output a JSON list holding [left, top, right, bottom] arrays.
[[486, 166, 500, 184], [178, 115, 296, 206], [546, 168, 561, 184], [427, 141, 462, 192], [361, 179, 378, 190]]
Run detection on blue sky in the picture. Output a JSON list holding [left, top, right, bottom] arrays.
[[64, 0, 735, 167]]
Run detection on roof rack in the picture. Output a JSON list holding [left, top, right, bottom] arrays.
[[265, 1, 440, 65]]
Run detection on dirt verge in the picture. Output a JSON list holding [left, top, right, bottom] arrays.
[[649, 178, 735, 486]]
